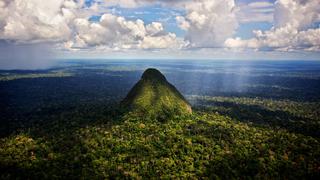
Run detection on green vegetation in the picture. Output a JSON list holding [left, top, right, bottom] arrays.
[[188, 95, 320, 137], [1, 111, 319, 179], [189, 95, 320, 120], [1, 65, 320, 179], [0, 71, 73, 81], [121, 68, 192, 119]]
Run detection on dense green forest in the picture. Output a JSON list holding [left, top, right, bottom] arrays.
[[1, 61, 320, 179], [1, 108, 319, 179]]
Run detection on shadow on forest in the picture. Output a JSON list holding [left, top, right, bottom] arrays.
[[0, 103, 120, 137], [194, 100, 319, 138], [0, 103, 128, 179], [0, 73, 131, 138]]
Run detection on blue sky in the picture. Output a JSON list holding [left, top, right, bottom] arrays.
[[0, 0, 319, 69], [68, 0, 318, 59], [85, 0, 275, 39]]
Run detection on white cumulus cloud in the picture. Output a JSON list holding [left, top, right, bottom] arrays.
[[176, 0, 238, 48], [1, 0, 319, 54], [237, 1, 274, 23], [103, 0, 239, 48], [0, 0, 85, 43], [65, 13, 182, 50], [225, 0, 320, 52]]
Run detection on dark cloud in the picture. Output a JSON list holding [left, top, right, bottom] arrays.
[[0, 41, 56, 69]]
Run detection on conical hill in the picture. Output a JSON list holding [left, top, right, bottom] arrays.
[[121, 68, 192, 119]]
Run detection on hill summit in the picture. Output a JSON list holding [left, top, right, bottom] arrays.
[[121, 68, 192, 119]]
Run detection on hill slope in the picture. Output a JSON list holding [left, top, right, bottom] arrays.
[[121, 68, 192, 118]]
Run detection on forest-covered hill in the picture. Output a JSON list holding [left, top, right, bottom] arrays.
[[1, 61, 320, 179]]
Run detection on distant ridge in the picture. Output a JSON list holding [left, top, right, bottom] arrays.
[[121, 68, 192, 119]]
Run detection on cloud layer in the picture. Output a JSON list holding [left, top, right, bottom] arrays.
[[176, 0, 238, 48], [225, 0, 320, 52], [66, 14, 181, 50], [0, 0, 319, 53], [0, 0, 81, 43], [237, 1, 274, 23]]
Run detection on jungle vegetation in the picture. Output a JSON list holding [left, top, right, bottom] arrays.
[[1, 61, 319, 179]]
